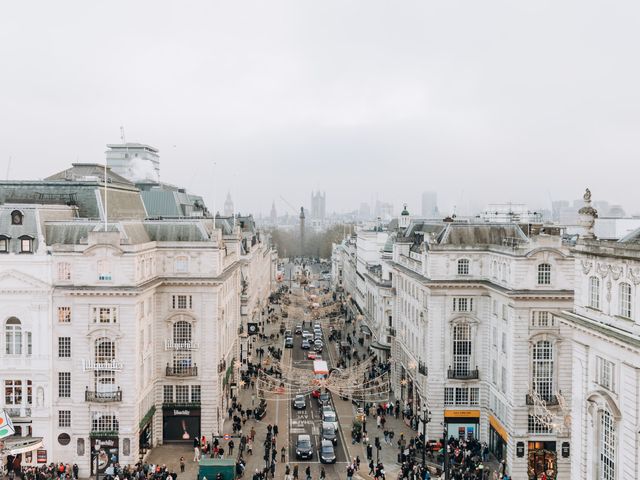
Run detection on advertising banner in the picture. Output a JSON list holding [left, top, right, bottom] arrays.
[[162, 408, 201, 442], [91, 437, 119, 475]]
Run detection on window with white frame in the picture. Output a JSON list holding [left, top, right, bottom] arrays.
[[92, 307, 118, 324], [5, 380, 23, 405], [532, 340, 554, 401], [531, 311, 554, 327], [537, 263, 551, 285], [452, 324, 472, 377], [175, 385, 190, 403], [589, 276, 601, 309], [95, 338, 116, 394], [444, 387, 479, 406], [5, 317, 22, 355], [58, 307, 71, 323], [501, 304, 508, 321], [175, 256, 189, 273], [457, 259, 470, 275], [0, 235, 8, 253], [91, 413, 119, 432], [444, 388, 454, 405], [19, 236, 33, 253], [599, 408, 616, 480], [452, 297, 473, 312], [191, 385, 201, 403], [58, 410, 71, 428], [172, 320, 193, 372], [57, 262, 71, 281], [528, 414, 552, 434], [58, 372, 71, 398], [618, 282, 632, 319], [595, 356, 615, 392], [172, 295, 193, 310], [163, 385, 174, 403], [58, 337, 71, 358]]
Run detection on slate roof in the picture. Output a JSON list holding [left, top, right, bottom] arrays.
[[45, 163, 135, 188], [619, 227, 640, 244], [0, 206, 40, 252], [436, 223, 528, 246]]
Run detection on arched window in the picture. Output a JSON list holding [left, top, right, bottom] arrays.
[[172, 320, 193, 373], [599, 408, 616, 480], [452, 324, 472, 377], [457, 259, 470, 275], [532, 340, 553, 401], [11, 210, 23, 225], [618, 282, 632, 319], [537, 263, 551, 285], [589, 277, 600, 309], [5, 317, 22, 355], [95, 338, 116, 394]]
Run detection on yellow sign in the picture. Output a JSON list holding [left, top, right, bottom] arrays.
[[489, 415, 509, 441], [444, 409, 480, 419]]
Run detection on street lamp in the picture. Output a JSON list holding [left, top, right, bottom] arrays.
[[418, 408, 431, 469]]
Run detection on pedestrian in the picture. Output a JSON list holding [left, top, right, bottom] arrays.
[[281, 446, 286, 463], [319, 466, 326, 479], [293, 464, 299, 480], [356, 455, 361, 470], [193, 445, 200, 462], [228, 440, 234, 456], [368, 460, 375, 475], [346, 464, 354, 480], [377, 414, 382, 428], [273, 425, 279, 437], [179, 457, 185, 473], [305, 465, 311, 480]]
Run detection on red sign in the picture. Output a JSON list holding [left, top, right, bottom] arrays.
[[37, 450, 47, 464], [223, 434, 231, 440]]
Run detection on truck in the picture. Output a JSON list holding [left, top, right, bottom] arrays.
[[197, 458, 236, 480]]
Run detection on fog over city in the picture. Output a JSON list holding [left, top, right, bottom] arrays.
[[1, 1, 639, 216]]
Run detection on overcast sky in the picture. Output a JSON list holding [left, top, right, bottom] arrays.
[[1, 1, 638, 217]]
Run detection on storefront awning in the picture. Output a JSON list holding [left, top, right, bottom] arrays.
[[370, 340, 391, 351], [359, 324, 372, 335], [1, 437, 43, 456]]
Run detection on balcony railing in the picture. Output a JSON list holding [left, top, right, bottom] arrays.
[[85, 388, 122, 403], [418, 361, 428, 376], [166, 365, 198, 377], [526, 393, 559, 406], [5, 407, 31, 418], [447, 368, 479, 380]]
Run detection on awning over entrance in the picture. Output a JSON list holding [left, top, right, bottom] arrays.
[[0, 437, 43, 456], [359, 324, 372, 335], [370, 340, 391, 351]]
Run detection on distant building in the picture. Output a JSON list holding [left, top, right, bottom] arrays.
[[105, 143, 160, 183], [421, 191, 439, 218], [224, 192, 234, 217], [478, 203, 543, 224], [311, 191, 326, 220], [359, 202, 371, 220], [374, 200, 394, 221], [270, 201, 277, 225]]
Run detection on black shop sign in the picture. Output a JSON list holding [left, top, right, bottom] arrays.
[[91, 437, 119, 475]]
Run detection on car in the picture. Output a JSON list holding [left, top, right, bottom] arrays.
[[301, 339, 310, 349], [319, 439, 336, 464], [317, 392, 331, 406], [295, 434, 313, 459], [254, 400, 267, 420], [303, 333, 314, 343], [307, 352, 322, 360], [284, 337, 294, 348], [321, 422, 337, 445], [285, 329, 292, 337], [314, 338, 323, 347], [313, 343, 323, 353], [321, 406, 338, 430], [295, 325, 303, 334], [292, 394, 306, 410], [314, 323, 322, 330]]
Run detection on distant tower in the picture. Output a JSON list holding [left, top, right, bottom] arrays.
[[399, 203, 411, 229], [421, 191, 439, 218], [270, 201, 278, 225], [224, 193, 234, 217], [299, 207, 306, 255], [311, 191, 326, 220]]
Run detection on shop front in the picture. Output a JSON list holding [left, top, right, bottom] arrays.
[[444, 409, 480, 441], [90, 436, 119, 476], [527, 441, 557, 479], [488, 415, 508, 462], [162, 407, 201, 443], [139, 406, 155, 454]]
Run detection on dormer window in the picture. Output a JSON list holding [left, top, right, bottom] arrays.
[[11, 210, 23, 225], [19, 235, 33, 254], [0, 235, 9, 253]]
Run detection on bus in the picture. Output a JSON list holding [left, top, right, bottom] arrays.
[[313, 360, 329, 380]]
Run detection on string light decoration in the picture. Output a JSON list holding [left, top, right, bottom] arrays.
[[529, 389, 571, 434]]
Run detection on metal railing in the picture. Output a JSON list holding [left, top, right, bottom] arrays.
[[447, 368, 479, 380], [166, 365, 198, 377], [526, 393, 559, 406], [85, 389, 122, 402]]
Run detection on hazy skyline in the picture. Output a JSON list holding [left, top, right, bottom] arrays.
[[1, 1, 638, 216]]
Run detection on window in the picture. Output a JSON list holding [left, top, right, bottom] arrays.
[[26, 332, 32, 356], [501, 262, 507, 282], [501, 304, 508, 320], [175, 256, 189, 273], [532, 340, 554, 401], [163, 385, 174, 403], [58, 410, 71, 428], [91, 413, 119, 432], [0, 235, 8, 253], [172, 295, 193, 310], [172, 320, 193, 372], [599, 409, 616, 480], [528, 414, 552, 434], [92, 307, 117, 324], [492, 327, 497, 347], [492, 359, 497, 385], [492, 299, 498, 316], [501, 332, 507, 353], [455, 387, 468, 405], [19, 236, 33, 253], [58, 337, 71, 358], [531, 311, 554, 327], [589, 276, 601, 309], [457, 259, 470, 275], [618, 282, 632, 319], [444, 387, 454, 405], [97, 259, 112, 281], [5, 380, 23, 405], [57, 263, 71, 281], [444, 387, 479, 406], [501, 367, 507, 393], [11, 210, 23, 225], [596, 357, 615, 392], [58, 307, 72, 323], [191, 385, 201, 403], [452, 324, 472, 377], [537, 264, 551, 285], [176, 385, 189, 403], [452, 297, 473, 312], [58, 372, 71, 398], [5, 317, 22, 355]]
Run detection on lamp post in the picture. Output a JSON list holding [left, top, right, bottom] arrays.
[[443, 423, 449, 480], [93, 443, 100, 480], [419, 408, 431, 469]]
